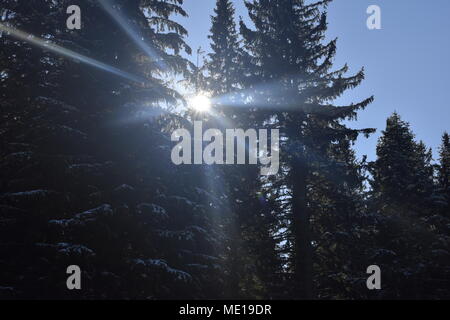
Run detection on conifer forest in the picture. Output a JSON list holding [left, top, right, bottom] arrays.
[[0, 0, 448, 300]]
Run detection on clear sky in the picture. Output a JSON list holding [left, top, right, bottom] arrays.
[[175, 0, 450, 161]]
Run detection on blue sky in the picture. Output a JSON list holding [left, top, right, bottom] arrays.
[[175, 0, 450, 161]]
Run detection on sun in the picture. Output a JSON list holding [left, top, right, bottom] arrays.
[[189, 94, 211, 112]]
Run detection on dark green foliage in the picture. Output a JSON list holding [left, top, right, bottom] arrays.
[[239, 0, 374, 299], [370, 113, 435, 214], [0, 0, 222, 299], [0, 0, 448, 300], [207, 0, 241, 95], [201, 0, 282, 299], [438, 132, 450, 215], [367, 114, 449, 299]]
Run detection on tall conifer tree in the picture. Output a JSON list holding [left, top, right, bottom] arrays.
[[202, 0, 281, 298], [240, 0, 374, 298], [438, 132, 450, 215], [368, 114, 449, 299], [207, 0, 241, 95], [0, 0, 222, 299], [370, 113, 434, 215]]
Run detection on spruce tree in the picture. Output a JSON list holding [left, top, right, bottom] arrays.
[[207, 0, 241, 96], [200, 0, 281, 298], [310, 140, 377, 299], [438, 132, 450, 215], [370, 113, 434, 215], [240, 0, 374, 299], [368, 114, 449, 299], [0, 0, 222, 299]]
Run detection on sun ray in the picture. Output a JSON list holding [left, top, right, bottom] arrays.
[[98, 0, 167, 71], [0, 23, 145, 84]]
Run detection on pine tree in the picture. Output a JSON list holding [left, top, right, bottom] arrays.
[[240, 0, 374, 299]]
